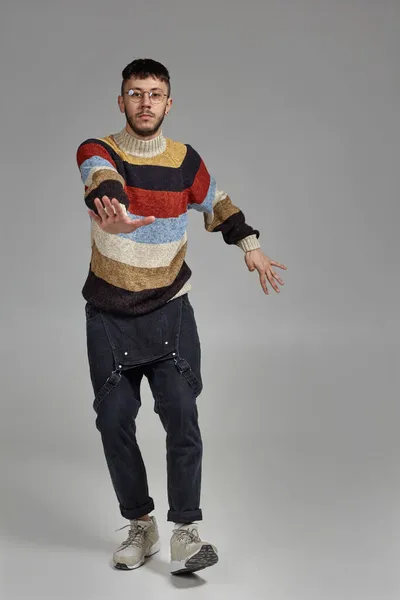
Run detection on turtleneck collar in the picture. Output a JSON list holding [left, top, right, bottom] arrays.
[[112, 127, 167, 158]]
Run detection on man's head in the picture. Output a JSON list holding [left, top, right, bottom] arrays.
[[118, 58, 172, 139]]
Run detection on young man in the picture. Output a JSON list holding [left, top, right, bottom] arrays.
[[76, 58, 287, 575]]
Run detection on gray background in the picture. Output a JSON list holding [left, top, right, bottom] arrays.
[[1, 0, 399, 598]]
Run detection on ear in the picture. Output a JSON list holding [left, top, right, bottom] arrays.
[[117, 95, 125, 113], [165, 97, 173, 115]]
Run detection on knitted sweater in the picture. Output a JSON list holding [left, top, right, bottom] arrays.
[[76, 128, 261, 315]]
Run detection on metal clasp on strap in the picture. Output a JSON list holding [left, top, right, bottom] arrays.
[[173, 356, 190, 374]]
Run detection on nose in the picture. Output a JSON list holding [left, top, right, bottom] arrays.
[[140, 92, 152, 109]]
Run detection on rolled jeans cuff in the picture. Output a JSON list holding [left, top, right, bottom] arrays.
[[120, 498, 155, 521], [167, 508, 203, 523]]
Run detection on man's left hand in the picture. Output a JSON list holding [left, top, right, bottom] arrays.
[[245, 249, 287, 295]]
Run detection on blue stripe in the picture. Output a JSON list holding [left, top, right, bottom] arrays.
[[119, 211, 188, 244], [188, 176, 216, 213], [80, 156, 117, 184]]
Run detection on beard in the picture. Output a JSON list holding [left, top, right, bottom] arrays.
[[125, 109, 166, 138]]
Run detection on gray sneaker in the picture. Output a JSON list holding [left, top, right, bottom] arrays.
[[170, 523, 218, 575], [113, 516, 160, 570]]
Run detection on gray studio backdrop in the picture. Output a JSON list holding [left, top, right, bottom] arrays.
[[1, 1, 399, 599]]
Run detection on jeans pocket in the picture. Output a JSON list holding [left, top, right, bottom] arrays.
[[85, 302, 101, 322]]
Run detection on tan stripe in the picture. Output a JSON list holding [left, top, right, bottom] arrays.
[[86, 166, 119, 188], [91, 239, 188, 292], [102, 136, 188, 167], [85, 169, 125, 197], [204, 195, 240, 232], [92, 223, 187, 268]]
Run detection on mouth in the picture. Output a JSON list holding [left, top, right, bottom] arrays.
[[138, 114, 153, 120]]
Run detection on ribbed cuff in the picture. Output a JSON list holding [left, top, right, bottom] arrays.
[[113, 128, 167, 157], [236, 234, 261, 252]]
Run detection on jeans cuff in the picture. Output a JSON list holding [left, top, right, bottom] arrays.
[[167, 509, 202, 522], [120, 498, 155, 520]]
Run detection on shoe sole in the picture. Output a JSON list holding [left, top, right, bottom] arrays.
[[170, 544, 219, 575], [113, 540, 160, 570]]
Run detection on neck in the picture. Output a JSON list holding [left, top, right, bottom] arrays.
[[125, 123, 160, 141], [113, 126, 167, 158]]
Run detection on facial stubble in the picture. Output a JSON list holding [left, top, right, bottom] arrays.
[[125, 109, 166, 138]]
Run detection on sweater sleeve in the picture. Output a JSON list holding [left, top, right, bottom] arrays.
[[76, 139, 130, 214], [185, 145, 261, 252]]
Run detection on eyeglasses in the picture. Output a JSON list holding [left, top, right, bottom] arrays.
[[123, 88, 169, 104]]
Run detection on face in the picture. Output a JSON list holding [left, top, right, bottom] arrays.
[[118, 76, 172, 139]]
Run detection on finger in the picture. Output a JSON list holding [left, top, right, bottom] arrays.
[[267, 270, 280, 293], [259, 271, 269, 295], [130, 216, 156, 229], [87, 209, 101, 223], [271, 270, 285, 285], [111, 198, 124, 217], [270, 260, 288, 270], [102, 196, 117, 216], [94, 197, 108, 220]]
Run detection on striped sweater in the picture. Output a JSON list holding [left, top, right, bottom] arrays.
[[76, 128, 261, 315]]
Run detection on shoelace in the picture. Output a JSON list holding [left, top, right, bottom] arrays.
[[115, 522, 147, 549], [174, 527, 201, 545]]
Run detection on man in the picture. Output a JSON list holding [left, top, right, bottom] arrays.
[[76, 58, 287, 575]]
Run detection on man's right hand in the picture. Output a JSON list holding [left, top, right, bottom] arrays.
[[87, 195, 156, 234]]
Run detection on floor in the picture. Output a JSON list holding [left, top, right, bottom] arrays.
[[1, 339, 399, 599]]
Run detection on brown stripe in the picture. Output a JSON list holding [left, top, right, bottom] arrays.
[[82, 261, 192, 315], [85, 169, 125, 197], [204, 195, 240, 232], [91, 240, 188, 292]]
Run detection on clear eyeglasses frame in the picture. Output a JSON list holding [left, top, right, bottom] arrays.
[[122, 88, 169, 104]]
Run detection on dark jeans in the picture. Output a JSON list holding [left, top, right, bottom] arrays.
[[85, 293, 203, 523]]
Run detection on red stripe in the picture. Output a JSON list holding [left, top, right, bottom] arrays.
[[126, 187, 188, 218], [76, 142, 117, 169], [188, 160, 210, 204]]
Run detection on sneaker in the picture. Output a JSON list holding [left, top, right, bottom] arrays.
[[170, 523, 218, 575], [113, 516, 160, 570]]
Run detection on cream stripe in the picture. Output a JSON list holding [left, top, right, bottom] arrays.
[[112, 129, 167, 158], [169, 280, 192, 301], [213, 189, 228, 207], [236, 234, 261, 252], [91, 241, 187, 292], [91, 222, 188, 268], [204, 188, 228, 225]]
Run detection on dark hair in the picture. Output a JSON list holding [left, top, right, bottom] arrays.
[[121, 58, 171, 96]]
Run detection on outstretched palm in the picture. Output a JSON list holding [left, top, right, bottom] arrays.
[[88, 195, 155, 234]]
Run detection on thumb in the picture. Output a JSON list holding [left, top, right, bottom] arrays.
[[130, 216, 156, 230], [140, 216, 156, 226]]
